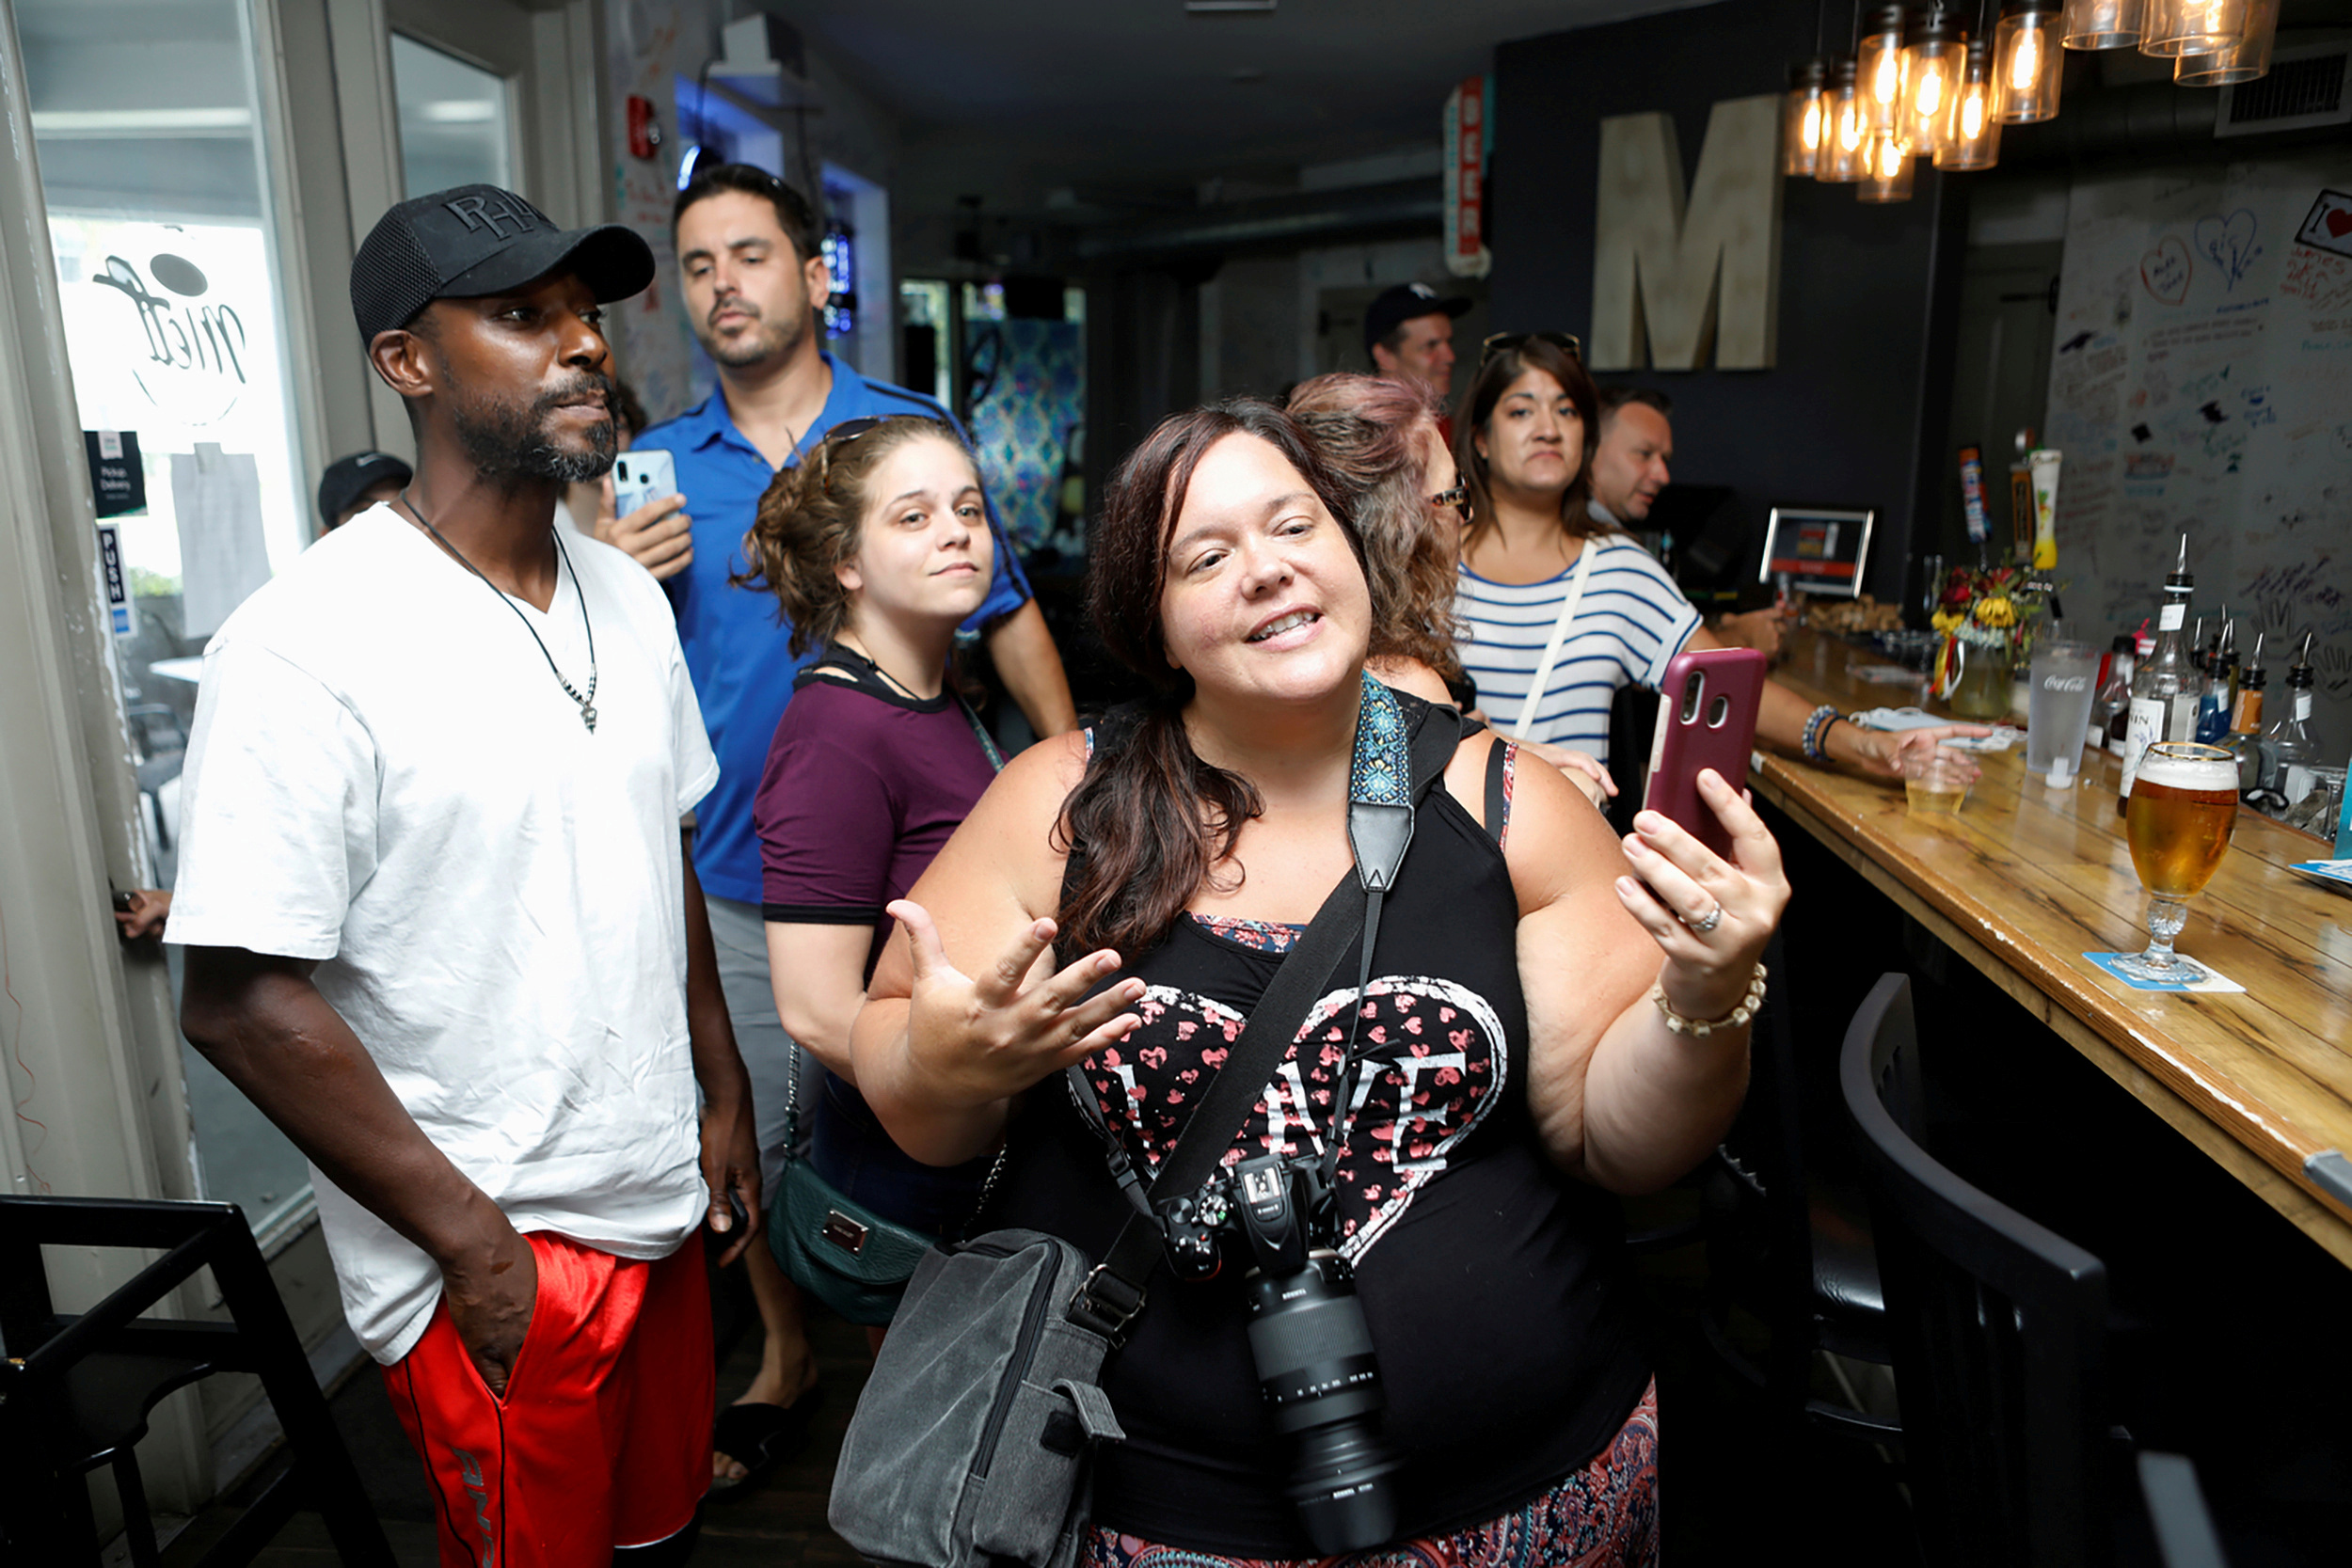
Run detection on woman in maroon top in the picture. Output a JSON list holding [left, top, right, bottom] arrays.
[[741, 415, 1005, 1298], [847, 402, 1790, 1561]]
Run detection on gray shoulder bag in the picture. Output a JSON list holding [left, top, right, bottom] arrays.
[[827, 688, 1465, 1568]]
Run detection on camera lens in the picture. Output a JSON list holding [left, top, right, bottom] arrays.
[[1244, 1253, 1402, 1553]]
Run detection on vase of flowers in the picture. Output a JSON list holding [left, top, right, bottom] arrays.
[[1931, 565, 2042, 721]]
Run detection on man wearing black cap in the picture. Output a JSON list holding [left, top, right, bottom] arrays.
[[1364, 280, 1470, 404], [315, 449, 412, 533], [171, 184, 757, 1568]]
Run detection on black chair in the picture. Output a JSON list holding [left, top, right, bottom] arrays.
[[2137, 1451, 2231, 1568], [0, 1196, 392, 1568], [1695, 928, 1896, 1441], [1840, 974, 2114, 1568]]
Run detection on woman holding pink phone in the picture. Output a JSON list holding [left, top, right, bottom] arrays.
[[850, 400, 1788, 1560]]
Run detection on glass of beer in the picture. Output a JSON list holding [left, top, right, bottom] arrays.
[[2115, 741, 2240, 983]]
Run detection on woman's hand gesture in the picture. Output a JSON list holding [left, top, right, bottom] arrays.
[[889, 899, 1145, 1109], [1612, 769, 1789, 1022]]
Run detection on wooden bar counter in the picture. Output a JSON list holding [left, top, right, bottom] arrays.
[[1755, 629, 2352, 1266]]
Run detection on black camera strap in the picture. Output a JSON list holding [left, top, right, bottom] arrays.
[[1067, 687, 1470, 1344]]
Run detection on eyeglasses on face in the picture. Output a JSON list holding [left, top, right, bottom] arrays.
[[1478, 330, 1582, 366], [1428, 483, 1471, 521]]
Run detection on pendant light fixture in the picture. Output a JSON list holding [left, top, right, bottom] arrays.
[[1938, 39, 2003, 168], [1858, 5, 1910, 134], [2173, 0, 2277, 82], [1900, 6, 1970, 162], [1822, 55, 1870, 182], [2142, 0, 2255, 57], [1995, 0, 2065, 121], [2059, 0, 2143, 48], [1785, 58, 1833, 176], [1859, 129, 1916, 202]]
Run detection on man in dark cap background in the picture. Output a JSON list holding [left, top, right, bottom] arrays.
[[315, 449, 411, 533], [1365, 280, 1470, 407], [170, 184, 757, 1568]]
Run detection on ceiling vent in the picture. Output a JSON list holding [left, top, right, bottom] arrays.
[[2216, 40, 2351, 136]]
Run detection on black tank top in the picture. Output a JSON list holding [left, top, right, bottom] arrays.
[[987, 695, 1651, 1554]]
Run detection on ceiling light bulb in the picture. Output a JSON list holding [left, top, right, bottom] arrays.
[[1804, 100, 1824, 150], [2011, 31, 2041, 88]]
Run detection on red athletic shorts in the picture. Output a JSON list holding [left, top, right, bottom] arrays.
[[383, 1230, 713, 1568]]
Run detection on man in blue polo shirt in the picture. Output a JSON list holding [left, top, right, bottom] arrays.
[[618, 162, 1075, 1495]]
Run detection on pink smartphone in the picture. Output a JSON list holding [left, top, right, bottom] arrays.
[[1642, 646, 1768, 860]]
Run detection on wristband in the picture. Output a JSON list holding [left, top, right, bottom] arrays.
[[1801, 704, 1841, 762], [1651, 962, 1769, 1038]]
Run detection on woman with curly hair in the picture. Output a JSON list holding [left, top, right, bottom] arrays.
[[736, 413, 1007, 1342]]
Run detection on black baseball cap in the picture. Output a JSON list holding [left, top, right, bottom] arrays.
[[350, 183, 655, 345], [316, 451, 413, 527], [1364, 282, 1470, 353]]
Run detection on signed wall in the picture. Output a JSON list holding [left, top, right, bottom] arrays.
[[2043, 157, 2352, 764]]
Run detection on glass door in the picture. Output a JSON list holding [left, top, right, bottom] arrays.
[[18, 0, 322, 1242]]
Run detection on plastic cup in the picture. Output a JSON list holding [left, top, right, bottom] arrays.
[[2026, 638, 2099, 779], [1902, 745, 1980, 814]]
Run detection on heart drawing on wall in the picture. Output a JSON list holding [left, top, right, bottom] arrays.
[[2140, 237, 2191, 305], [2194, 209, 2263, 290]]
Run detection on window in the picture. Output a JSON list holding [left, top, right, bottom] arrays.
[[392, 33, 513, 196]]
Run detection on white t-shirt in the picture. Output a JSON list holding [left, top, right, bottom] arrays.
[[1454, 535, 1702, 766], [167, 505, 721, 1363]]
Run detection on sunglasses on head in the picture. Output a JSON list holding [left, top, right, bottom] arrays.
[[1428, 483, 1471, 522], [810, 416, 896, 492], [1478, 330, 1583, 366]]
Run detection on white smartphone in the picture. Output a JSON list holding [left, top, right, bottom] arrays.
[[612, 449, 677, 517]]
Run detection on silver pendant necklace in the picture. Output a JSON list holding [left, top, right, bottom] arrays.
[[403, 488, 599, 733]]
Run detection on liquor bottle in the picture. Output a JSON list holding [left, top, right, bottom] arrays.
[[2098, 634, 2137, 756], [2118, 535, 2206, 815], [2260, 632, 2321, 816], [2225, 632, 2268, 799], [2194, 618, 2237, 744]]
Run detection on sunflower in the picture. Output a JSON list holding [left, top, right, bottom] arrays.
[[1974, 595, 2017, 628]]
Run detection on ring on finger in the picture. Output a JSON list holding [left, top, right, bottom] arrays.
[[1682, 901, 1724, 935]]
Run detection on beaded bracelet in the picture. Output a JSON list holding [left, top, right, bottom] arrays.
[[1651, 962, 1769, 1038], [1800, 703, 1842, 762]]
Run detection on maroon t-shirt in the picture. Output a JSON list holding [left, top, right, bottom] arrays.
[[755, 649, 998, 978]]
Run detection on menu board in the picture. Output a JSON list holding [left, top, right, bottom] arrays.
[[2042, 156, 2352, 768]]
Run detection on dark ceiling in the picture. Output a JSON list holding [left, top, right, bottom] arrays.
[[757, 0, 1715, 209]]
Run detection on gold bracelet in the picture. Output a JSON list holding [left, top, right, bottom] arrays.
[[1650, 962, 1768, 1038]]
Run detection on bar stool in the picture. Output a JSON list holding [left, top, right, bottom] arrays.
[[0, 1196, 392, 1568], [1841, 974, 2117, 1568], [1695, 930, 1897, 1441]]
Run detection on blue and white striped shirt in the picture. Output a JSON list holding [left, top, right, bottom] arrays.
[[1454, 537, 1701, 766]]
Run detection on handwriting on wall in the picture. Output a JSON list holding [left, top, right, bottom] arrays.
[[2043, 159, 2352, 756], [1589, 94, 1782, 372]]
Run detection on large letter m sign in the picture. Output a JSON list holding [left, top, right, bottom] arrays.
[[1590, 95, 1783, 372]]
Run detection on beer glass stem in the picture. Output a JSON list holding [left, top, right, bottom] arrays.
[[2139, 895, 2189, 969]]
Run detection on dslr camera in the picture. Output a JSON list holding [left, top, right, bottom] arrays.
[[1157, 1151, 1402, 1552]]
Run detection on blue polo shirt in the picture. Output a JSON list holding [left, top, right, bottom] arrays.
[[639, 354, 1032, 906]]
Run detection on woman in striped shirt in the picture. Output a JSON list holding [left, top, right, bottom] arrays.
[[1452, 334, 1979, 779]]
